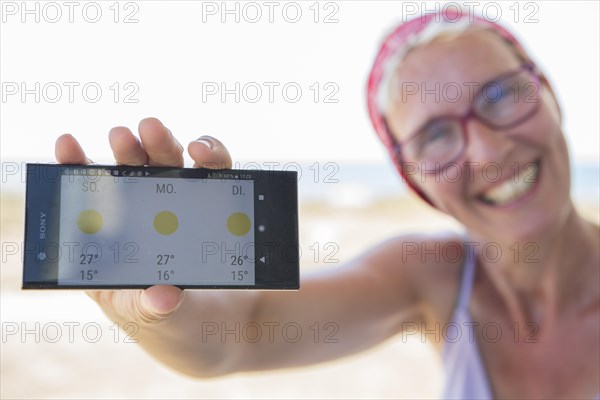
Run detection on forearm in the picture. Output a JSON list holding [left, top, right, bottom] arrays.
[[213, 262, 422, 372]]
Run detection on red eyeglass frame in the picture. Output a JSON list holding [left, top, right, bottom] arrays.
[[387, 63, 543, 174]]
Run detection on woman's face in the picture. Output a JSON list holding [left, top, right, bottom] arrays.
[[385, 29, 571, 242]]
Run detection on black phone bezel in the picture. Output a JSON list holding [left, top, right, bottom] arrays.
[[22, 163, 299, 290]]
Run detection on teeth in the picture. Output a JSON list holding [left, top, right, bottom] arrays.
[[481, 163, 539, 205]]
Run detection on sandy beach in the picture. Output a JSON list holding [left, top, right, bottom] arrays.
[[1, 192, 598, 399]]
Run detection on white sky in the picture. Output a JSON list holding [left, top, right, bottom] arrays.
[[1, 0, 599, 165]]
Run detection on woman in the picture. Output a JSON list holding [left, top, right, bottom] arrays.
[[55, 10, 599, 399]]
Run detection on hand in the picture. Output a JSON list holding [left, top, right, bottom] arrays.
[[55, 117, 233, 324]]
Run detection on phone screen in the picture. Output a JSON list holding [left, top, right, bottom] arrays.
[[24, 164, 299, 289]]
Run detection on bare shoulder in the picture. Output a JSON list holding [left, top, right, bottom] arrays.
[[343, 231, 467, 325]]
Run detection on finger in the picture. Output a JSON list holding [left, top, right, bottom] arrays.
[[55, 134, 93, 164], [139, 286, 185, 316], [138, 117, 184, 167], [188, 136, 233, 169], [109, 126, 149, 166], [87, 286, 184, 325]]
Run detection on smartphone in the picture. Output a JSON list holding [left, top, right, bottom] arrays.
[[23, 163, 299, 289]]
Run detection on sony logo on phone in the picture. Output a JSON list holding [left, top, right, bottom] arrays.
[[39, 212, 46, 239]]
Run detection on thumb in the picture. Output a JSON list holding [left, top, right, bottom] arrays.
[[87, 285, 184, 325], [188, 135, 233, 169], [138, 285, 185, 321]]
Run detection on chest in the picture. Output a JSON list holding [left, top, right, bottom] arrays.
[[472, 311, 600, 399]]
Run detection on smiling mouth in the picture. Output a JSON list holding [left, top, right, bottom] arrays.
[[478, 160, 541, 206]]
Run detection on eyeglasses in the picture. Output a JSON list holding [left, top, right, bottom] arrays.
[[390, 64, 542, 173]]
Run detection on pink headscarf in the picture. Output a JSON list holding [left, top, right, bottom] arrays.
[[367, 8, 526, 206]]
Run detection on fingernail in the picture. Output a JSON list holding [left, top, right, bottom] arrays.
[[195, 136, 215, 150]]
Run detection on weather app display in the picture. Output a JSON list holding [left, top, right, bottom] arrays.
[[57, 171, 255, 286]]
